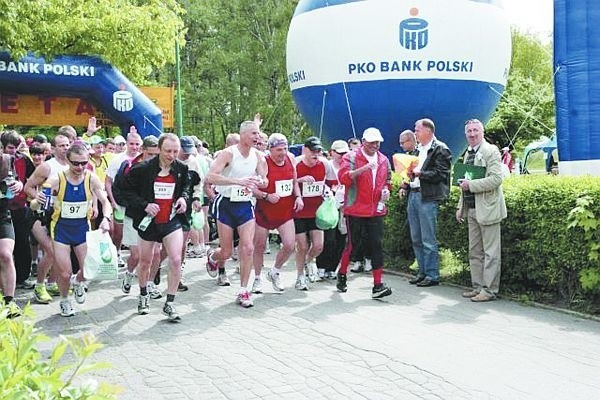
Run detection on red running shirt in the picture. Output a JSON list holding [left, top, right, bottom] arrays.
[[153, 174, 176, 224], [256, 155, 296, 223]]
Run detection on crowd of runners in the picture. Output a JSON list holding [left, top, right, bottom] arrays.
[[0, 115, 395, 321]]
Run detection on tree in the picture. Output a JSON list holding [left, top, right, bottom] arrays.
[[0, 0, 185, 83], [486, 29, 555, 152], [166, 0, 303, 147]]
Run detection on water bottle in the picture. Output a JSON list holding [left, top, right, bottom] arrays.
[[42, 183, 52, 211], [3, 171, 15, 200], [377, 188, 390, 213], [138, 214, 154, 231]]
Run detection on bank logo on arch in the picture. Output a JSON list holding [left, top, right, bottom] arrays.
[[399, 8, 428, 50], [113, 85, 134, 112]]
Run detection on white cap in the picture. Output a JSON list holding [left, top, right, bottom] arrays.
[[362, 127, 384, 143], [114, 135, 126, 144]]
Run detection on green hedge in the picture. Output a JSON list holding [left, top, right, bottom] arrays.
[[384, 174, 600, 314]]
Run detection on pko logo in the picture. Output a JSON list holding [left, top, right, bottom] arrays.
[[113, 85, 133, 112], [399, 8, 428, 50]]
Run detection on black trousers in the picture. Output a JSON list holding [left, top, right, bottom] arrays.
[[11, 208, 32, 283], [346, 215, 384, 269], [316, 227, 347, 272]]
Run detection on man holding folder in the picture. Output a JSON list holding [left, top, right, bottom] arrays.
[[456, 119, 507, 302]]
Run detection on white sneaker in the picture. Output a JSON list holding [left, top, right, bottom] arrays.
[[295, 276, 308, 291], [267, 269, 284, 292], [147, 282, 163, 299], [236, 291, 253, 308], [231, 246, 239, 261], [60, 299, 75, 317], [71, 276, 86, 304], [305, 262, 320, 282], [121, 271, 135, 294], [364, 258, 373, 272], [138, 294, 150, 315], [217, 273, 231, 286], [162, 301, 181, 322], [251, 278, 263, 294], [318, 268, 326, 279]]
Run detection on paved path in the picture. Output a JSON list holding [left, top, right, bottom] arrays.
[[22, 252, 600, 400]]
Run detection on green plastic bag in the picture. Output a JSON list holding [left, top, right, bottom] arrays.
[[316, 196, 339, 230], [191, 209, 205, 230], [83, 229, 118, 281]]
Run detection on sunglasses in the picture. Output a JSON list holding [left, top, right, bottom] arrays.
[[69, 160, 88, 166]]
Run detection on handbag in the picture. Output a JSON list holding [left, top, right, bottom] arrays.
[[83, 229, 118, 280]]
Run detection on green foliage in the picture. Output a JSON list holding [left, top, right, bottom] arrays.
[[384, 174, 600, 314], [567, 195, 600, 291], [0, 0, 186, 83], [487, 29, 555, 152], [0, 304, 120, 399]]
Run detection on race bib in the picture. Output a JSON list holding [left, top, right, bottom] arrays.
[[154, 182, 175, 200], [61, 201, 89, 219], [302, 181, 324, 197], [275, 179, 293, 197], [230, 185, 253, 202]]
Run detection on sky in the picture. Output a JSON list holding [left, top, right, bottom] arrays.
[[501, 0, 553, 39]]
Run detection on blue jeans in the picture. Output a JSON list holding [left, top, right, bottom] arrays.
[[407, 191, 440, 281]]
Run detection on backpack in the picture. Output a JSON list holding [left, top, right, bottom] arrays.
[[111, 159, 134, 207]]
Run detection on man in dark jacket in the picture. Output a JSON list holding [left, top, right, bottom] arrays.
[[119, 133, 191, 322], [407, 119, 452, 287]]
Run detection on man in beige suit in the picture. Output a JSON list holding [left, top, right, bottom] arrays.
[[456, 119, 507, 302]]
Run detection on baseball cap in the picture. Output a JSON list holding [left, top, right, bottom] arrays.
[[304, 136, 323, 151], [142, 135, 159, 148], [331, 140, 349, 154], [114, 135, 126, 145], [180, 136, 195, 154], [89, 135, 105, 145], [362, 127, 384, 143]]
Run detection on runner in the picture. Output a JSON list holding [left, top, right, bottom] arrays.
[[42, 142, 112, 316], [251, 133, 303, 293], [119, 133, 191, 322], [0, 152, 25, 318], [205, 120, 267, 308], [293, 136, 338, 290]]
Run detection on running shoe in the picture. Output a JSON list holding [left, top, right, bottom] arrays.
[[162, 302, 181, 322], [178, 280, 189, 292], [372, 283, 392, 299], [34, 284, 52, 304], [206, 248, 218, 278], [5, 301, 22, 319], [266, 269, 284, 292], [46, 282, 60, 297], [350, 261, 364, 273], [236, 291, 253, 308], [72, 277, 86, 304], [295, 276, 308, 291], [251, 278, 263, 294], [138, 294, 150, 315], [60, 299, 75, 317], [336, 273, 348, 293], [147, 282, 163, 299], [121, 271, 134, 294], [364, 258, 373, 272], [305, 262, 320, 282], [217, 273, 231, 286]]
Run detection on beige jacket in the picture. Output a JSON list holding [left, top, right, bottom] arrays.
[[457, 140, 507, 225]]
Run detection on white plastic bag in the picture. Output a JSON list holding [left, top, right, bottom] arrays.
[[84, 229, 118, 281]]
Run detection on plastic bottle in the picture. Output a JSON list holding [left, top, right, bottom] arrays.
[[138, 214, 154, 231], [377, 188, 390, 213], [42, 183, 52, 211], [3, 170, 16, 200]]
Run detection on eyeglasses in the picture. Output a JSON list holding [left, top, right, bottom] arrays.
[[69, 160, 88, 166]]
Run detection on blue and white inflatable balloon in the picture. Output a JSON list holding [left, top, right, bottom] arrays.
[[286, 0, 511, 157]]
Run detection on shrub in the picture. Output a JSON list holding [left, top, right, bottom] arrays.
[[384, 174, 600, 314], [0, 303, 120, 399]]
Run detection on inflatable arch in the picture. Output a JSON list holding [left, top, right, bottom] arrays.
[[554, 0, 600, 176], [0, 52, 162, 137]]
